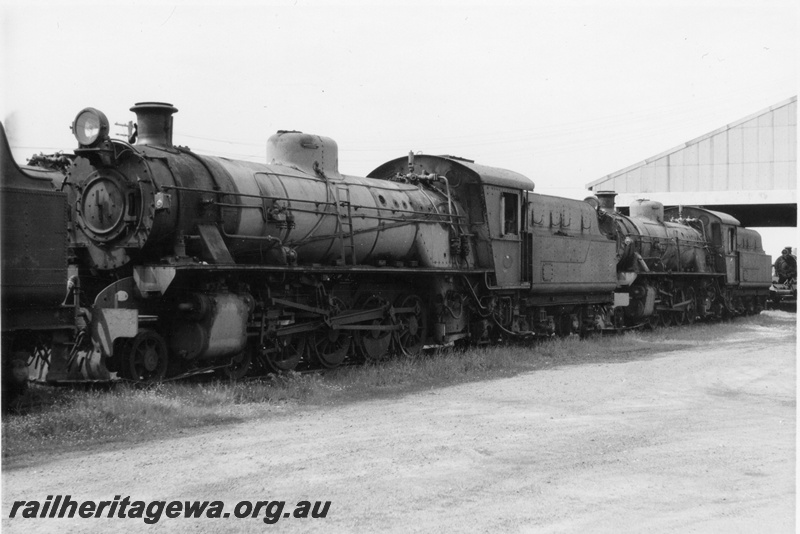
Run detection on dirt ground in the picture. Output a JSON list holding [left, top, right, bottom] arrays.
[[2, 311, 796, 533]]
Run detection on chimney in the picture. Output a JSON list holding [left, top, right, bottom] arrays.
[[130, 102, 178, 147], [595, 191, 618, 211]]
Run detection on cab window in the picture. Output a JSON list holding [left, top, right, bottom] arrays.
[[501, 192, 518, 236]]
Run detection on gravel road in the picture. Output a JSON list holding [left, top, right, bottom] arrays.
[[2, 311, 795, 533]]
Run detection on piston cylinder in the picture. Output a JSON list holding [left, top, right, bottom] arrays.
[[169, 292, 252, 360]]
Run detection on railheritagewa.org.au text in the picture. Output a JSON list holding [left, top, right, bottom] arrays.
[[8, 495, 331, 525]]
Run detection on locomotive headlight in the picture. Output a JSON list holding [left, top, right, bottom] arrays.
[[72, 107, 109, 147]]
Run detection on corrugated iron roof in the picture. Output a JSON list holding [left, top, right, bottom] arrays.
[[586, 95, 797, 189]]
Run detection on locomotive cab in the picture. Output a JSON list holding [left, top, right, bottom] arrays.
[[484, 185, 527, 288], [368, 153, 535, 286]]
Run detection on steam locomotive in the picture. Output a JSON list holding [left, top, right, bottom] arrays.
[[0, 102, 772, 396]]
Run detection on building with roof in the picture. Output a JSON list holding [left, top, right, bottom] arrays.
[[586, 96, 797, 227]]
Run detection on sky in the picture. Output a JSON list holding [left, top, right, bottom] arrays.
[[1, 0, 796, 254]]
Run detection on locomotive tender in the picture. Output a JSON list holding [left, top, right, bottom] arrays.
[[1, 125, 75, 402], [0, 101, 772, 392]]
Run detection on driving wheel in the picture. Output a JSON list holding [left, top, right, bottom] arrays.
[[394, 294, 427, 357], [356, 296, 393, 362], [311, 298, 351, 368]]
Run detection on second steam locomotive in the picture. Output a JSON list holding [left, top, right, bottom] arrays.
[[2, 102, 772, 389]]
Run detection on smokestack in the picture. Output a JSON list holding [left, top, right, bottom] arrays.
[[595, 191, 618, 211], [130, 102, 178, 147]]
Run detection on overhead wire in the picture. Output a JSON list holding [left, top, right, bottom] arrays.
[[12, 79, 792, 165], [173, 87, 794, 163]]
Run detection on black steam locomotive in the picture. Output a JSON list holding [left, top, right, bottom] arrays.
[[0, 102, 773, 396]]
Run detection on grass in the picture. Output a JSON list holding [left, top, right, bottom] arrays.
[[2, 311, 794, 462]]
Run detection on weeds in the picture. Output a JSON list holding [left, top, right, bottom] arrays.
[[3, 311, 793, 461]]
